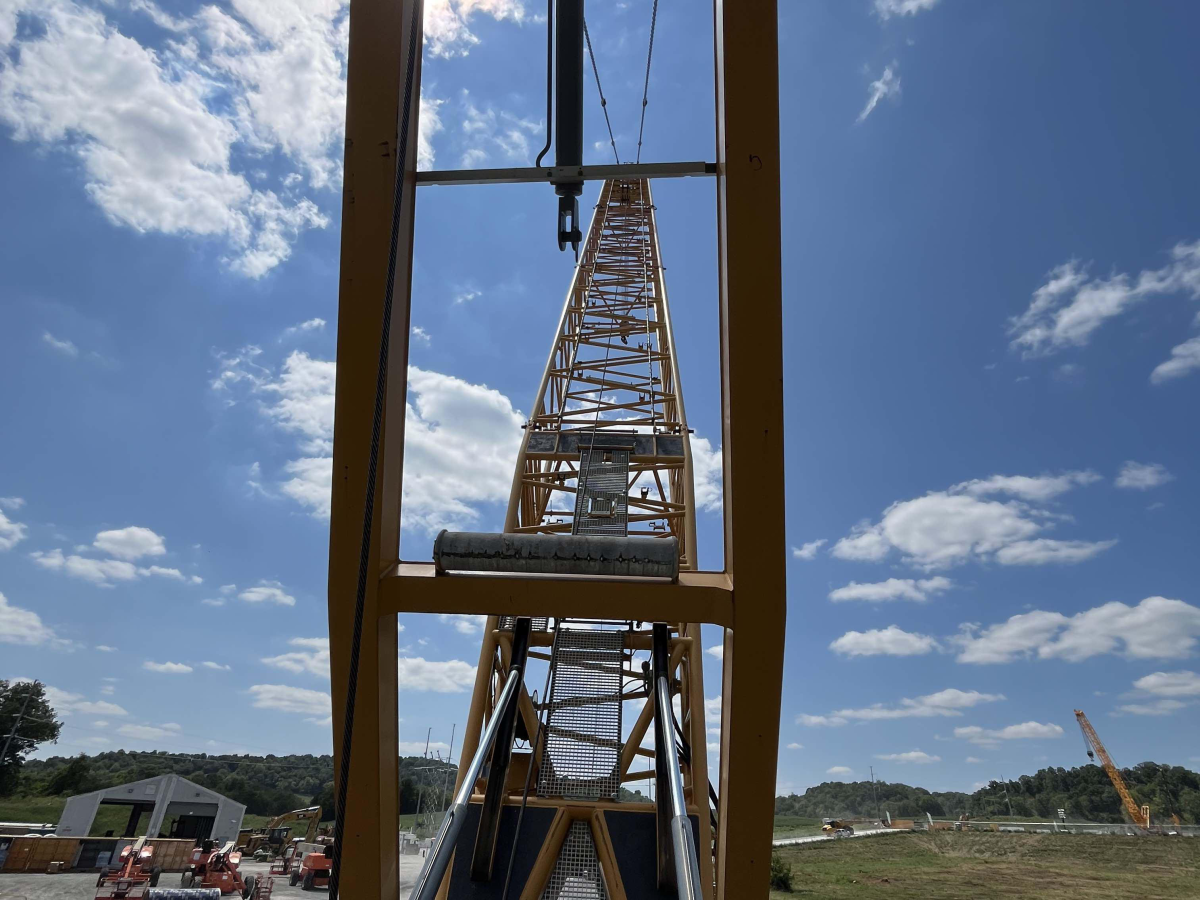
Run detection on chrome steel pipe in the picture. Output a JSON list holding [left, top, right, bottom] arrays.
[[655, 673, 704, 899], [410, 666, 524, 900]]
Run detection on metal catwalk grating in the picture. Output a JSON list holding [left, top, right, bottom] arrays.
[[499, 616, 550, 632], [572, 448, 630, 537], [540, 820, 609, 900], [537, 628, 624, 800]]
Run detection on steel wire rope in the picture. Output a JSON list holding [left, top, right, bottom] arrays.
[[635, 0, 660, 164], [327, 0, 422, 894], [583, 18, 621, 164], [534, 0, 553, 168]]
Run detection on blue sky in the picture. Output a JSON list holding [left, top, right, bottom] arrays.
[[1, 0, 1198, 797]]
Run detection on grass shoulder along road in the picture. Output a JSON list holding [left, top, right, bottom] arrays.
[[770, 830, 1200, 899]]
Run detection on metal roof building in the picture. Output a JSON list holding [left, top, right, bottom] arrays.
[[55, 774, 245, 844]]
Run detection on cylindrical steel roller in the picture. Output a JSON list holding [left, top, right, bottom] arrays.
[[148, 890, 221, 900], [433, 531, 679, 580]]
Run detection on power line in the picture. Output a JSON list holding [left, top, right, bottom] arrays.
[[583, 18, 620, 164], [635, 0, 660, 164]]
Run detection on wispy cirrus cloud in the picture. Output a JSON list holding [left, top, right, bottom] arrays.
[[1007, 241, 1200, 368], [857, 64, 900, 123], [798, 688, 1004, 727]]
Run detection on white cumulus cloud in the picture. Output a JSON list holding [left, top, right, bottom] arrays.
[[791, 539, 826, 560], [830, 626, 938, 657], [873, 0, 941, 18], [143, 661, 193, 673], [874, 750, 940, 764], [248, 683, 332, 721], [397, 657, 476, 692], [239, 580, 296, 606], [1151, 334, 1200, 384], [954, 597, 1200, 664], [263, 637, 331, 677], [0, 591, 59, 646], [829, 577, 952, 603], [1115, 461, 1174, 490], [92, 526, 167, 560], [955, 721, 1063, 745], [0, 509, 29, 551], [830, 471, 1111, 569], [1132, 670, 1200, 698]]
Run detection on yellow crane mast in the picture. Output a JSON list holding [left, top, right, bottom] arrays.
[[1074, 710, 1149, 827]]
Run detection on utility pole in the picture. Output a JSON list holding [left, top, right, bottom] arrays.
[[869, 766, 881, 821], [0, 680, 39, 764], [998, 774, 1014, 817]]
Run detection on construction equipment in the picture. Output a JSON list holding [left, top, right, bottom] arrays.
[[240, 806, 321, 858], [271, 837, 330, 879], [95, 837, 162, 899], [1075, 709, 1150, 828], [821, 819, 854, 837], [289, 843, 334, 891], [179, 840, 259, 897], [325, 0, 785, 897]]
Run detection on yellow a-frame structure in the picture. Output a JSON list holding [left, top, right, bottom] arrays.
[[326, 2, 785, 896]]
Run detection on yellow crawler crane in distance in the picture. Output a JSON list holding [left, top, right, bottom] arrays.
[[1074, 709, 1149, 828]]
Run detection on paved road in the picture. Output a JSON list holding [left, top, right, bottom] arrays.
[[772, 826, 894, 847]]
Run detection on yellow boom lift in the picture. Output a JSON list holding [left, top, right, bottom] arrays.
[[1074, 710, 1150, 828]]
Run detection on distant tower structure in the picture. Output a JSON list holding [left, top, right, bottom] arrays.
[[504, 178, 699, 567], [448, 178, 715, 895]]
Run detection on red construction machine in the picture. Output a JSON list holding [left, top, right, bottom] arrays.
[[94, 837, 162, 899], [288, 842, 333, 891], [180, 840, 261, 897]]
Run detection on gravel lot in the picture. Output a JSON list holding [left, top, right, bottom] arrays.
[[0, 857, 428, 900]]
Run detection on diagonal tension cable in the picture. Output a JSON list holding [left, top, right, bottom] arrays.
[[635, 0, 660, 164], [583, 18, 621, 165]]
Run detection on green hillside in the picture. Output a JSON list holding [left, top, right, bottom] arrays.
[[775, 762, 1200, 823]]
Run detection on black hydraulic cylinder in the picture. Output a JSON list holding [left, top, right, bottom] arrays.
[[555, 0, 584, 251], [470, 617, 533, 881]]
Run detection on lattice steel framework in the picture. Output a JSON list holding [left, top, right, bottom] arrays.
[[503, 178, 698, 570], [450, 180, 716, 895], [328, 0, 786, 894]]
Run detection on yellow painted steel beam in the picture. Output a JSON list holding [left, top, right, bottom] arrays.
[[712, 0, 788, 897], [326, 0, 421, 897], [377, 566, 733, 627]]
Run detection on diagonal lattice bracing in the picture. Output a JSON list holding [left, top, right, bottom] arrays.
[[504, 179, 698, 569]]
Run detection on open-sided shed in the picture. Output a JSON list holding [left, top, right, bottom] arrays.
[[55, 774, 244, 844]]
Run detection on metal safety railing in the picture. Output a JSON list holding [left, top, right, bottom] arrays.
[[409, 665, 524, 900], [652, 624, 703, 899]]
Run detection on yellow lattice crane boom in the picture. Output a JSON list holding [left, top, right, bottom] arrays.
[[1074, 709, 1149, 827]]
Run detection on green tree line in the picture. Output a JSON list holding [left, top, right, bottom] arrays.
[[775, 762, 1200, 823], [12, 750, 459, 819]]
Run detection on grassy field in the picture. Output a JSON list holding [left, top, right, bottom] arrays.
[[0, 796, 65, 825], [770, 831, 1200, 898], [772, 815, 823, 840]]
